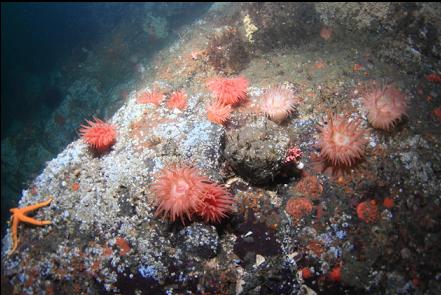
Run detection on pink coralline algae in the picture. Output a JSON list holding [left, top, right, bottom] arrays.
[[284, 147, 303, 164]]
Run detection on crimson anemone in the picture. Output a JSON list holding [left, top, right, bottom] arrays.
[[152, 165, 205, 223], [206, 100, 232, 125], [79, 117, 116, 152], [198, 182, 234, 223], [207, 76, 248, 105]]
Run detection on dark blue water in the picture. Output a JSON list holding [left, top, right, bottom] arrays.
[[2, 4, 120, 133], [1, 2, 212, 236]]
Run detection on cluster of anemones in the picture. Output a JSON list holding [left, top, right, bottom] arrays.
[[318, 113, 369, 167], [137, 87, 189, 111], [151, 164, 235, 224], [79, 117, 117, 152], [206, 76, 249, 125], [206, 77, 300, 125], [314, 82, 408, 171]]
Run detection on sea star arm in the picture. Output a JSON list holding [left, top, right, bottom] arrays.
[[9, 215, 19, 255], [20, 198, 53, 214], [7, 198, 53, 255], [18, 214, 52, 226]]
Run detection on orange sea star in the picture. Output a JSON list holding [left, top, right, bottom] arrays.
[[8, 198, 53, 255]]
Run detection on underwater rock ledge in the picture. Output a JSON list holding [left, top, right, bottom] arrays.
[[2, 2, 441, 295]]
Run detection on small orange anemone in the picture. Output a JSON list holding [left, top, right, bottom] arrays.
[[383, 197, 394, 209], [432, 107, 441, 121], [320, 26, 333, 40], [301, 267, 313, 279], [328, 265, 341, 282], [137, 90, 164, 105], [357, 200, 379, 223], [206, 100, 232, 125], [294, 175, 323, 200], [167, 90, 187, 110], [285, 197, 313, 222]]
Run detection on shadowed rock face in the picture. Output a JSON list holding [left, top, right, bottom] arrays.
[[244, 2, 321, 52], [224, 117, 290, 185], [42, 85, 63, 108]]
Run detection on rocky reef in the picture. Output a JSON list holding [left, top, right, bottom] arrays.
[[2, 2, 441, 295]]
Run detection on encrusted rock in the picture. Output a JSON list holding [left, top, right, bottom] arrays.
[[243, 3, 320, 51], [178, 223, 219, 259], [223, 117, 290, 185]]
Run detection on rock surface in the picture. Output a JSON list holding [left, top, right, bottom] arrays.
[[1, 3, 441, 295], [224, 117, 290, 184]]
